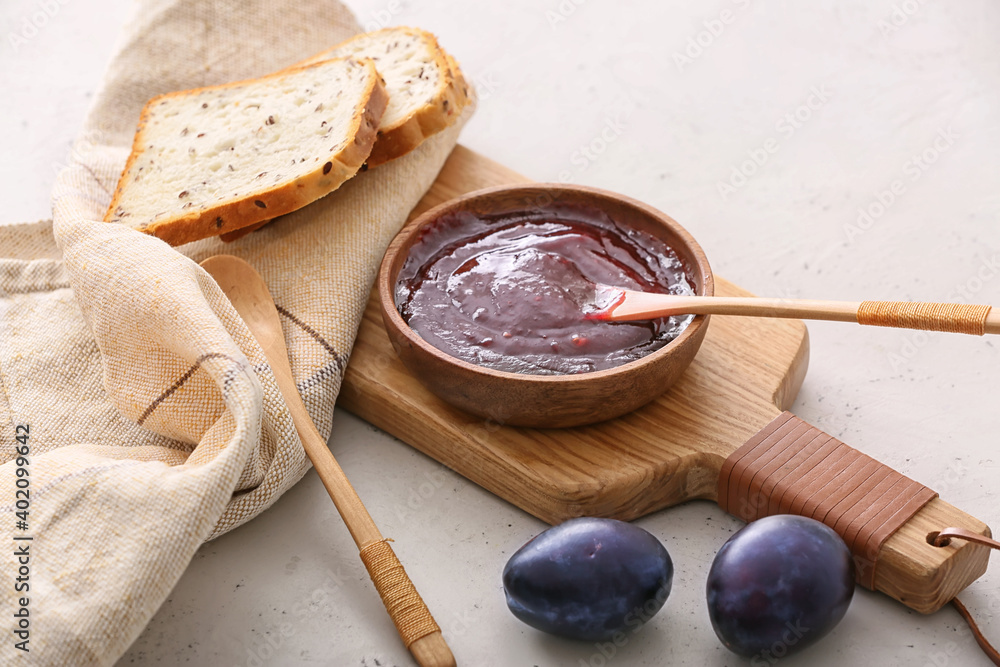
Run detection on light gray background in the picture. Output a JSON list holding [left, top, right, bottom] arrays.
[[3, 1, 999, 665]]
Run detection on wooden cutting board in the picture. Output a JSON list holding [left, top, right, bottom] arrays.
[[338, 145, 808, 524], [338, 146, 993, 614]]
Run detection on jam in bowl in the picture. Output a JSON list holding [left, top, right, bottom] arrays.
[[378, 184, 714, 428], [396, 205, 697, 375]]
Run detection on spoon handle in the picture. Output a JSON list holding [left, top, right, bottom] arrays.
[[604, 291, 999, 335], [202, 256, 454, 667], [281, 389, 454, 667]]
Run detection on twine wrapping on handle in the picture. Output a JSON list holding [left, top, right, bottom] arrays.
[[857, 301, 992, 335], [359, 539, 441, 648]]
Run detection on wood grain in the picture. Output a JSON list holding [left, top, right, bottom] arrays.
[[338, 145, 992, 614], [877, 499, 991, 613]]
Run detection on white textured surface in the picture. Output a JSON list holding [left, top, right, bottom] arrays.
[[4, 1, 999, 665]]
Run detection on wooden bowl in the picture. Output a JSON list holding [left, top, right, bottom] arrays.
[[378, 184, 714, 428]]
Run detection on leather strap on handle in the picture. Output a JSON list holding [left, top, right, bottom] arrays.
[[857, 301, 992, 335], [718, 412, 937, 589]]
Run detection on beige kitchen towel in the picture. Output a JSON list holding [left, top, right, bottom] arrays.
[[0, 0, 473, 664]]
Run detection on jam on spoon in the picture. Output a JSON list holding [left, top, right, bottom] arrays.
[[395, 205, 695, 375]]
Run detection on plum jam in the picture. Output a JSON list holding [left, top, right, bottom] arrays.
[[395, 205, 695, 375]]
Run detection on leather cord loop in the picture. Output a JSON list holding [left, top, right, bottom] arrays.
[[934, 528, 1000, 665], [952, 598, 1000, 666], [934, 527, 1000, 551]]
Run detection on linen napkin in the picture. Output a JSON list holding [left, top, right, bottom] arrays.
[[0, 0, 472, 664]]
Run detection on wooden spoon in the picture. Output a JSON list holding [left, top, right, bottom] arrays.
[[589, 285, 1000, 335], [200, 255, 455, 667]]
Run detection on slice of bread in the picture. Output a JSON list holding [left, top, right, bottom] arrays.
[[297, 27, 468, 168], [104, 56, 388, 246], [218, 29, 472, 244]]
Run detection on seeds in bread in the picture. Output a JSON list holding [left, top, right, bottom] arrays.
[[297, 27, 468, 168], [104, 56, 388, 246]]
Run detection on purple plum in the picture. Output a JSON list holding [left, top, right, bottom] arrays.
[[706, 514, 855, 659], [502, 517, 672, 641]]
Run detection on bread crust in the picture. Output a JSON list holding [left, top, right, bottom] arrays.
[[295, 27, 471, 168], [104, 58, 388, 247], [445, 52, 472, 110], [218, 219, 269, 243]]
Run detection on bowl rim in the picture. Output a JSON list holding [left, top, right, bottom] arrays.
[[378, 182, 715, 385]]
